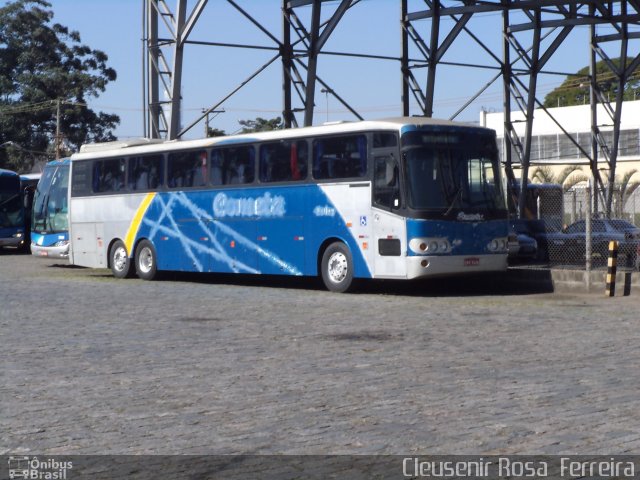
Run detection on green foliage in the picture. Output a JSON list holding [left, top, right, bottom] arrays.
[[0, 0, 119, 171], [544, 57, 640, 108], [601, 169, 640, 218], [206, 127, 226, 138], [238, 117, 283, 133]]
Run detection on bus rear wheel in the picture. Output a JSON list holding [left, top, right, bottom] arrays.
[[321, 242, 354, 293], [110, 240, 132, 278], [135, 239, 158, 280]]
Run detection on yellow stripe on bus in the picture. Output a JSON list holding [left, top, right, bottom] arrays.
[[125, 192, 156, 255]]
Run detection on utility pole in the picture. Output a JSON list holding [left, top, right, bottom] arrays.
[[53, 99, 86, 158], [55, 99, 61, 159], [201, 108, 225, 137], [203, 109, 209, 137]]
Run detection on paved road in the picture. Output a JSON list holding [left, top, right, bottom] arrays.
[[2, 251, 639, 455]]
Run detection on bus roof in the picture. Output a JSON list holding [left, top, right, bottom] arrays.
[[0, 168, 19, 177], [72, 117, 490, 161], [20, 173, 41, 181], [44, 158, 72, 167]]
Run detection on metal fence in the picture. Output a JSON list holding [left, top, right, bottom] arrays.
[[509, 184, 640, 271]]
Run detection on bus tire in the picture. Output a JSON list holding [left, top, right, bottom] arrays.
[[135, 239, 158, 281], [110, 240, 133, 278], [321, 241, 354, 293]]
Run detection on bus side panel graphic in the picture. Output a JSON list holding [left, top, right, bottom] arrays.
[[133, 185, 373, 278]]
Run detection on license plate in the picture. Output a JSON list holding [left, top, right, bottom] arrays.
[[464, 257, 480, 266]]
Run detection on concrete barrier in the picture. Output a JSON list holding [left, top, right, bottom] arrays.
[[507, 267, 639, 295]]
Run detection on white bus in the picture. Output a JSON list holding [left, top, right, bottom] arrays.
[[68, 117, 509, 292]]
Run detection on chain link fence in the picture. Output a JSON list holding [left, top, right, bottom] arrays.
[[509, 184, 640, 272]]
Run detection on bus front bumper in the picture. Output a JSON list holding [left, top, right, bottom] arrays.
[[30, 242, 70, 259], [406, 254, 508, 279], [0, 236, 26, 248]]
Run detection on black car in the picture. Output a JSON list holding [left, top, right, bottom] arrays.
[[541, 218, 640, 269], [508, 220, 538, 263]]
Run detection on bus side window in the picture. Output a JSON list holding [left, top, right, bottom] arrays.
[[129, 155, 164, 191], [289, 141, 308, 181], [93, 158, 125, 193], [168, 150, 208, 188], [313, 135, 367, 180], [374, 155, 400, 209], [260, 141, 306, 183], [211, 146, 255, 186], [373, 132, 398, 148]]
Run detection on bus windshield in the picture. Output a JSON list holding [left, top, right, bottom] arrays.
[[0, 173, 23, 228], [402, 130, 505, 217], [32, 163, 69, 234]]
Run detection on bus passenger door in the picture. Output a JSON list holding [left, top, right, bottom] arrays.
[[372, 153, 407, 278]]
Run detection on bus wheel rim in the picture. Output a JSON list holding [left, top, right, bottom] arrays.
[[113, 246, 127, 272], [139, 247, 153, 273], [327, 251, 348, 283]]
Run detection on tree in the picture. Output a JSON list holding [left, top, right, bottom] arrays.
[[0, 0, 119, 171], [601, 169, 640, 218], [206, 127, 226, 138], [544, 58, 640, 108], [238, 117, 283, 133]]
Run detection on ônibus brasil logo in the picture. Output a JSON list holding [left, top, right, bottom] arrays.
[[8, 456, 73, 479]]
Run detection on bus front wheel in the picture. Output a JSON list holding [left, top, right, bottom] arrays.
[[135, 239, 158, 281], [110, 240, 132, 278], [321, 242, 354, 293]]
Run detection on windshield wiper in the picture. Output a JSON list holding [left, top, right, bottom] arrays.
[[443, 187, 463, 216], [0, 193, 20, 208], [42, 192, 51, 232]]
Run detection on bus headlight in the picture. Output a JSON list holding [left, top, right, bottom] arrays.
[[487, 237, 508, 252], [12, 232, 23, 239], [409, 237, 451, 254]]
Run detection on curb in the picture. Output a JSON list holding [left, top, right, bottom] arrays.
[[506, 267, 640, 295]]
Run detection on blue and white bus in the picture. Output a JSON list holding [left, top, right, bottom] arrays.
[[68, 118, 509, 291], [0, 168, 28, 250], [30, 158, 71, 258]]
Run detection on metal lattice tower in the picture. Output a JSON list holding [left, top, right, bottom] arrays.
[[143, 0, 640, 216]]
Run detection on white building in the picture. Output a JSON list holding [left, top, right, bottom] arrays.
[[481, 101, 640, 222], [480, 100, 640, 175]]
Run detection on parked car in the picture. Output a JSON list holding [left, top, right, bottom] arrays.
[[509, 218, 559, 262], [540, 218, 640, 269], [508, 219, 538, 263]]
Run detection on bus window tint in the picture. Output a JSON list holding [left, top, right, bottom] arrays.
[[0, 173, 22, 228], [129, 155, 164, 191], [373, 132, 397, 148], [71, 160, 91, 197], [259, 140, 307, 183], [374, 155, 400, 209], [93, 158, 125, 193], [313, 135, 367, 180], [168, 150, 208, 188], [211, 146, 255, 185]]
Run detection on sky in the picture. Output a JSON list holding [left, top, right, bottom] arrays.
[[9, 0, 630, 141]]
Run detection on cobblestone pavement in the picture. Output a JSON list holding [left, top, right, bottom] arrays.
[[2, 251, 639, 455]]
